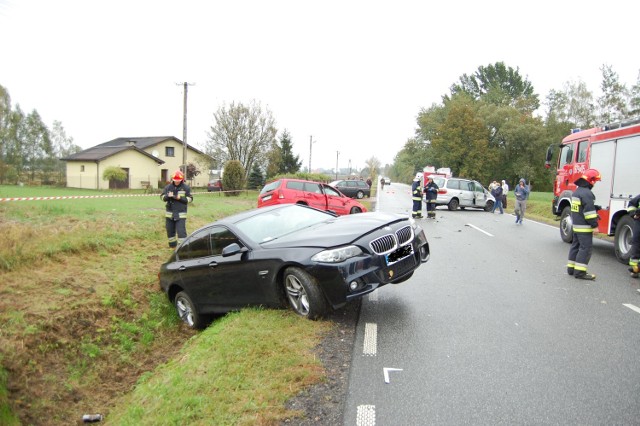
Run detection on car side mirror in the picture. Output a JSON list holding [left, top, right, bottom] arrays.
[[222, 243, 248, 257]]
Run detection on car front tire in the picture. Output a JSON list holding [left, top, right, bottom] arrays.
[[284, 267, 327, 320], [356, 191, 364, 199], [350, 206, 362, 214], [174, 291, 207, 329], [484, 201, 494, 212]]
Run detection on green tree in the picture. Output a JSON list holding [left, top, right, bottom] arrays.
[[265, 140, 281, 179], [221, 160, 246, 196], [206, 100, 277, 180], [597, 64, 628, 123], [449, 62, 539, 114], [278, 129, 301, 174], [50, 120, 81, 183], [627, 70, 640, 118], [247, 162, 264, 190]]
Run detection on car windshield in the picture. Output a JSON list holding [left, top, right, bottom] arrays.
[[236, 206, 332, 243], [432, 177, 445, 187]]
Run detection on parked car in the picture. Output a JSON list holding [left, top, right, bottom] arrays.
[[329, 179, 371, 199], [258, 178, 366, 215], [430, 176, 495, 211], [207, 179, 223, 192], [159, 204, 431, 328]]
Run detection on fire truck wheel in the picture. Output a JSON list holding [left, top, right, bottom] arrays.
[[560, 206, 573, 243], [614, 215, 633, 264]]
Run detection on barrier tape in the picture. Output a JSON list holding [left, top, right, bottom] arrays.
[[0, 191, 213, 202]]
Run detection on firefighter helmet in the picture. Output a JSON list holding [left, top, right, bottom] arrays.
[[575, 168, 601, 185], [171, 170, 185, 182], [414, 172, 422, 181]]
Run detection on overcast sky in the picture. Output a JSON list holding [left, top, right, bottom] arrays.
[[1, 0, 638, 172]]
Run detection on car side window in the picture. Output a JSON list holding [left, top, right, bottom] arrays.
[[323, 184, 341, 197], [209, 226, 240, 256], [346, 181, 356, 188], [474, 182, 483, 192], [448, 180, 460, 190], [304, 182, 323, 193], [287, 181, 304, 191], [358, 181, 367, 188], [177, 228, 211, 260]]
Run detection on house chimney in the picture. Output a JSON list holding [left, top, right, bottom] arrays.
[[127, 140, 136, 146]]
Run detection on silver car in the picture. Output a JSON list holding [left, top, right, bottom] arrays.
[[429, 177, 495, 211]]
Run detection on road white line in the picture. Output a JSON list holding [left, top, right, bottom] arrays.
[[465, 223, 494, 237], [356, 405, 376, 426], [363, 323, 377, 356], [383, 367, 403, 384], [623, 303, 640, 315]]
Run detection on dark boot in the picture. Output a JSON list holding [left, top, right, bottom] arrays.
[[574, 272, 596, 280], [567, 267, 574, 276]]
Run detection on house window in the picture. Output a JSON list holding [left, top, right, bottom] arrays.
[[81, 165, 85, 172], [165, 147, 175, 157]]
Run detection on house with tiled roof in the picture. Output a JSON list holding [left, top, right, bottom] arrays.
[[62, 136, 212, 190]]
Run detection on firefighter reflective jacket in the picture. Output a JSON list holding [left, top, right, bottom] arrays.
[[161, 181, 193, 220], [571, 184, 598, 233], [411, 180, 423, 201]]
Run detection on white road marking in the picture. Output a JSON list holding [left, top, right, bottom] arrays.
[[623, 303, 640, 314], [465, 223, 494, 237], [383, 367, 403, 384], [356, 405, 376, 426], [363, 323, 377, 356]]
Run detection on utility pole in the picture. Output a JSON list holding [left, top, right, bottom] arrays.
[[177, 82, 195, 175], [309, 135, 315, 173], [335, 151, 339, 180]]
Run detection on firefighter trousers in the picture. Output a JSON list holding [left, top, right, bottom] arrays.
[[567, 232, 593, 273], [166, 218, 187, 248], [630, 219, 640, 269], [412, 199, 422, 218]]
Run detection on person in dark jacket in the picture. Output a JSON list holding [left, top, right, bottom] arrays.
[[424, 176, 439, 219], [411, 172, 423, 219], [567, 169, 601, 280], [161, 170, 193, 248], [626, 193, 640, 278], [490, 182, 504, 214]]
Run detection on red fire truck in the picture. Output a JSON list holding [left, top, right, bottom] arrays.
[[545, 118, 640, 263]]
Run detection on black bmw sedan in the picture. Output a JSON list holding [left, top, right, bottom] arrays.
[[159, 204, 430, 329]]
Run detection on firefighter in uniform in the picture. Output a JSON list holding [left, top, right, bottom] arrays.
[[161, 170, 193, 248], [411, 172, 423, 219], [424, 176, 439, 219], [567, 169, 601, 280], [626, 193, 640, 278]]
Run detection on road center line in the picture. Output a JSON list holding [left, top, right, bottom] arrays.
[[623, 303, 640, 315], [465, 223, 494, 237]]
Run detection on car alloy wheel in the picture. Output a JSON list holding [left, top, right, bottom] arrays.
[[174, 291, 206, 329], [356, 191, 364, 199], [284, 267, 327, 320], [350, 207, 362, 214]]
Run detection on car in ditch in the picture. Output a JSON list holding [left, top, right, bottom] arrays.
[[430, 176, 495, 211], [159, 204, 430, 328]]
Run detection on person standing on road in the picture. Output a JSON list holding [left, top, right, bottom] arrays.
[[501, 179, 509, 208], [490, 182, 504, 214], [566, 169, 601, 280], [424, 176, 439, 219], [625, 193, 640, 278], [514, 178, 530, 224], [161, 170, 193, 249], [411, 172, 423, 219]]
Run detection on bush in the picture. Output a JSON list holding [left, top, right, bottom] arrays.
[[221, 160, 246, 196], [102, 166, 127, 182]]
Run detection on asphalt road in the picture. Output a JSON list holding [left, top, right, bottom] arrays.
[[343, 182, 640, 425]]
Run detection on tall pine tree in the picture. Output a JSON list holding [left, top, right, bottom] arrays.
[[278, 130, 301, 174]]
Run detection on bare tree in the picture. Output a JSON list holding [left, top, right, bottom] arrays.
[[206, 100, 277, 178]]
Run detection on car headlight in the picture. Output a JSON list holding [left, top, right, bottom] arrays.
[[408, 217, 418, 230], [311, 245, 362, 263]]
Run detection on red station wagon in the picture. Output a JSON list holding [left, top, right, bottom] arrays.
[[257, 178, 367, 215]]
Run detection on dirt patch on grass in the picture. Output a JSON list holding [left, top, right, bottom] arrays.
[[0, 242, 194, 425]]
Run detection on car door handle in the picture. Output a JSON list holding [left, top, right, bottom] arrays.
[[178, 266, 186, 271], [209, 262, 218, 268]]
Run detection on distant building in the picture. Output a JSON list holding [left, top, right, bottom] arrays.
[[62, 136, 212, 189]]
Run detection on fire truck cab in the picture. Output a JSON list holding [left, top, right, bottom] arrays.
[[545, 118, 640, 263]]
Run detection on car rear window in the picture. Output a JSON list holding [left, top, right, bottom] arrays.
[[260, 180, 282, 194], [432, 177, 445, 187]]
